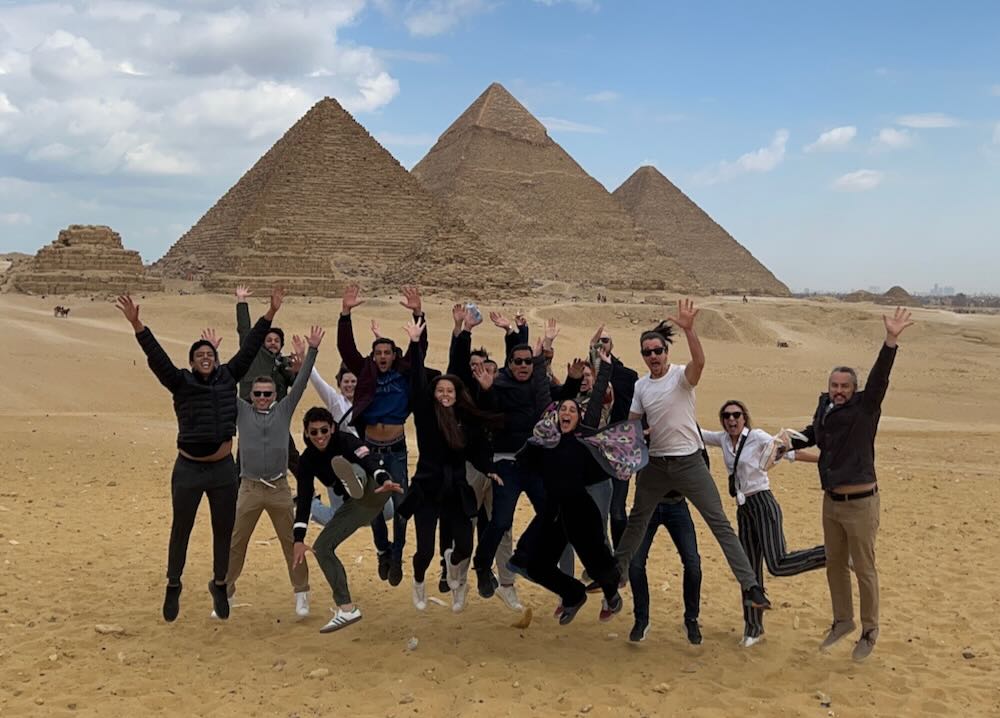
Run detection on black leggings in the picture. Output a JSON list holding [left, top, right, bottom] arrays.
[[413, 494, 474, 583], [521, 489, 620, 607], [610, 477, 629, 549], [167, 455, 239, 584]]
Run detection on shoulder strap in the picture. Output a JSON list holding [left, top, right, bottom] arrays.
[[727, 430, 750, 498]]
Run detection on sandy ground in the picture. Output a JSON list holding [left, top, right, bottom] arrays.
[[1, 291, 998, 718]]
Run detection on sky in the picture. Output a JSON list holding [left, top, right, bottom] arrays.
[[1, 0, 998, 294]]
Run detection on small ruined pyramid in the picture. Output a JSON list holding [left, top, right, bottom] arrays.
[[613, 166, 789, 296], [13, 225, 162, 295], [154, 97, 520, 295], [411, 83, 699, 292]]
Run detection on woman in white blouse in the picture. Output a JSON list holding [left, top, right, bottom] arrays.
[[702, 400, 825, 647]]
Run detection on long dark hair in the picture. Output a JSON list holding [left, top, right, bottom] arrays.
[[431, 374, 501, 450]]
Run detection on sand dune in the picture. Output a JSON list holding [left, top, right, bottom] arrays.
[[1, 292, 998, 717]]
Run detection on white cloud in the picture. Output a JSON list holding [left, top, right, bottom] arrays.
[[696, 129, 789, 184], [116, 61, 146, 76], [0, 212, 32, 225], [29, 30, 109, 86], [171, 82, 314, 140], [832, 169, 884, 192], [0, 92, 18, 114], [404, 0, 489, 37], [804, 126, 856, 153], [123, 143, 198, 175], [585, 90, 619, 103], [896, 113, 961, 128], [873, 127, 913, 150], [538, 116, 605, 134]]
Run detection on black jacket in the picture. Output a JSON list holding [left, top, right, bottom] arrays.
[[793, 343, 897, 490], [136, 317, 271, 447], [608, 355, 639, 423]]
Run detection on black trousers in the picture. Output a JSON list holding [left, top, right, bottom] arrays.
[[412, 491, 474, 583], [521, 489, 621, 607], [167, 455, 239, 584]]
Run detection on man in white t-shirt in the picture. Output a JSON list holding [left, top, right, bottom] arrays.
[[614, 300, 771, 615]]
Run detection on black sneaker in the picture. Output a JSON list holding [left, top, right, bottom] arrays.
[[743, 585, 771, 610], [438, 562, 450, 593], [388, 560, 403, 587], [685, 619, 703, 645], [599, 592, 624, 622], [377, 552, 391, 581], [163, 582, 182, 622], [584, 580, 603, 594], [476, 567, 498, 598], [208, 581, 230, 620], [558, 595, 588, 625], [629, 619, 650, 643]]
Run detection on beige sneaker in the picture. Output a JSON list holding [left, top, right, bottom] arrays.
[[852, 628, 878, 661], [819, 619, 857, 651]]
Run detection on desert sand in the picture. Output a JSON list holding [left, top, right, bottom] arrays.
[[1, 292, 998, 717]]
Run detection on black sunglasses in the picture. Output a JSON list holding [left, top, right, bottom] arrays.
[[308, 426, 330, 436], [599, 337, 611, 344], [640, 347, 666, 357], [511, 357, 532, 366], [721, 411, 744, 420], [252, 390, 275, 398]]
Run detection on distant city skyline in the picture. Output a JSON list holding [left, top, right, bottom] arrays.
[[1, 1, 998, 292]]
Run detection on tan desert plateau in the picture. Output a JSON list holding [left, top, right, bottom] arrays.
[[1, 290, 998, 718]]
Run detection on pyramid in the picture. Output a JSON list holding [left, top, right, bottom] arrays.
[[613, 166, 789, 296], [154, 97, 521, 295], [411, 83, 699, 292], [13, 225, 162, 295]]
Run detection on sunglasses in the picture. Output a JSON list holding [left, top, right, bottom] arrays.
[[252, 390, 275, 398], [640, 347, 666, 357], [308, 427, 331, 436], [511, 358, 532, 366], [599, 337, 611, 344], [721, 411, 744, 420]]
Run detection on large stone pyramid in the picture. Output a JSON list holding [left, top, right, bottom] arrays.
[[613, 166, 789, 296], [13, 225, 162, 295], [411, 83, 699, 292], [154, 97, 520, 295]]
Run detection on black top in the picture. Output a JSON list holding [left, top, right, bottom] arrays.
[[792, 343, 897, 490], [135, 317, 272, 452], [608, 355, 639, 423], [293, 431, 385, 542]]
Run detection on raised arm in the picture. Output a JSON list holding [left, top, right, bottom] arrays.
[[448, 327, 474, 388], [668, 299, 704, 387], [580, 350, 613, 431], [282, 329, 322, 414], [116, 294, 183, 392], [309, 367, 350, 422], [862, 307, 912, 413], [405, 317, 429, 402], [226, 286, 283, 381], [235, 285, 252, 346], [399, 286, 428, 355]]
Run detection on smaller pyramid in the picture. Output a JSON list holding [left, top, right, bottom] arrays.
[[613, 166, 789, 296], [13, 225, 162, 295]]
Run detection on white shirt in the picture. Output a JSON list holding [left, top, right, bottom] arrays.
[[701, 427, 797, 504], [630, 364, 702, 457], [309, 368, 359, 438]]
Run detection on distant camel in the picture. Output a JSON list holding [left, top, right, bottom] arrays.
[[53, 306, 71, 318]]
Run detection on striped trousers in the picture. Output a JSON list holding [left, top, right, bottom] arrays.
[[736, 490, 826, 638]]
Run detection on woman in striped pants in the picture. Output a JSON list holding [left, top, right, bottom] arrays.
[[702, 400, 825, 647]]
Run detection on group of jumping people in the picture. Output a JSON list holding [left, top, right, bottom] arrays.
[[116, 284, 913, 661]]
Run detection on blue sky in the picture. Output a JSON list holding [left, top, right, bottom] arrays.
[[1, 0, 998, 293]]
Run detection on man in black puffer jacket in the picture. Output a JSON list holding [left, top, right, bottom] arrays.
[[116, 287, 284, 624]]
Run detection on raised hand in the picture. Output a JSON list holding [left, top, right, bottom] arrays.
[[307, 325, 325, 349], [292, 334, 307, 358], [472, 363, 495, 391], [514, 311, 527, 328], [464, 306, 483, 331], [374, 480, 404, 495], [883, 307, 915, 342], [115, 294, 142, 330], [287, 349, 304, 374], [235, 285, 252, 301], [403, 316, 426, 343], [399, 285, 422, 315], [543, 318, 560, 343], [590, 324, 606, 347], [490, 311, 512, 332], [341, 284, 364, 315], [200, 328, 222, 350], [370, 319, 383, 340], [567, 358, 586, 380], [452, 303, 465, 326], [667, 298, 699, 332], [269, 286, 286, 316]]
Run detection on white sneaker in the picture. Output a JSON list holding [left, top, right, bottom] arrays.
[[444, 548, 471, 591], [319, 607, 362, 633], [295, 591, 310, 617], [452, 581, 469, 613], [412, 580, 427, 611], [496, 584, 523, 611], [739, 634, 764, 648]]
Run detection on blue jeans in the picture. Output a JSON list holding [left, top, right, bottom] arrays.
[[368, 447, 409, 562], [475, 460, 546, 572], [629, 499, 702, 624]]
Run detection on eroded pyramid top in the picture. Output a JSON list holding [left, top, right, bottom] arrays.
[[436, 82, 551, 146]]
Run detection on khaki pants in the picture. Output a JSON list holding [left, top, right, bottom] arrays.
[[822, 491, 880, 632], [466, 463, 515, 585], [226, 477, 309, 596]]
